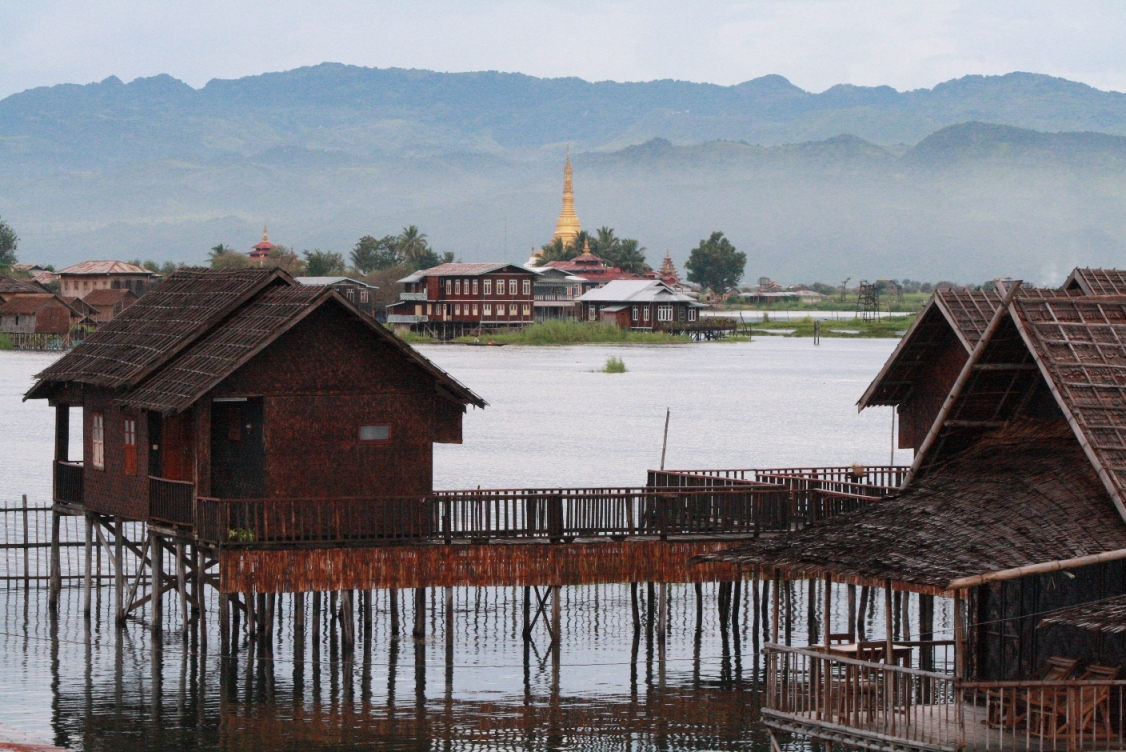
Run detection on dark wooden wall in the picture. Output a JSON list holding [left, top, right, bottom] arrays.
[[82, 387, 151, 519], [209, 301, 463, 499], [973, 561, 1126, 679], [897, 324, 966, 450]]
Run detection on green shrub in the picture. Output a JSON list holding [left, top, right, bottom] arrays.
[[601, 356, 627, 373]]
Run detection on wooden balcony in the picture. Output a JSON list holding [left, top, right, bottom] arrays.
[[149, 476, 195, 527], [764, 644, 1126, 752], [53, 460, 84, 505]]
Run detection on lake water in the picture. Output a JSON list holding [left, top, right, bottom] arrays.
[[0, 339, 930, 750]]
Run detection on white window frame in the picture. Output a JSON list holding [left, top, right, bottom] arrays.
[[688, 308, 698, 322], [510, 303, 518, 316], [522, 279, 531, 296], [360, 290, 369, 303], [454, 304, 461, 315], [631, 306, 638, 321], [455, 279, 461, 295], [522, 304, 530, 316], [445, 280, 452, 295], [92, 413, 105, 470], [508, 279, 517, 295], [643, 307, 650, 322], [658, 305, 673, 322], [484, 279, 492, 295], [588, 306, 597, 321], [484, 304, 492, 316], [472, 304, 478, 315], [472, 279, 479, 295]]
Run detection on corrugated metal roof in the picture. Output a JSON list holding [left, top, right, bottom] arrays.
[[296, 276, 378, 289], [579, 280, 703, 305], [57, 260, 155, 276], [0, 276, 45, 295], [82, 288, 137, 306], [398, 263, 529, 283]]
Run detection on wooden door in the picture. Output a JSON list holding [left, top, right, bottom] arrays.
[[210, 398, 265, 499], [161, 410, 195, 482]]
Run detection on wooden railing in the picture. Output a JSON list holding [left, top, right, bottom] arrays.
[[764, 643, 961, 752], [54, 460, 84, 505], [149, 476, 195, 526], [651, 465, 908, 490], [960, 679, 1126, 752], [765, 644, 1126, 752], [194, 486, 797, 545]]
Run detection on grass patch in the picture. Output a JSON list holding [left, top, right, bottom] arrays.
[[0, 333, 11, 350], [398, 330, 438, 344], [600, 356, 627, 373], [455, 320, 689, 345], [752, 315, 916, 338]]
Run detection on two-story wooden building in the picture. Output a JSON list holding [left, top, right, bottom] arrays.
[[386, 263, 535, 338], [579, 279, 705, 330], [30, 267, 485, 524], [57, 260, 158, 299]]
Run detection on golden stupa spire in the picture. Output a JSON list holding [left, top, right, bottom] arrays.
[[552, 148, 581, 247], [262, 225, 269, 242]]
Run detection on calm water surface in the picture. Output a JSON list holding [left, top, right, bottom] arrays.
[[0, 340, 919, 750]]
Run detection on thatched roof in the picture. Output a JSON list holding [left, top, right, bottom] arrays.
[[700, 420, 1126, 596], [28, 268, 486, 412], [1039, 595, 1126, 633], [28, 268, 289, 397], [120, 285, 485, 414], [1064, 268, 1126, 297]]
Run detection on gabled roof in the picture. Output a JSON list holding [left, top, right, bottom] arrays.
[[82, 287, 138, 306], [28, 268, 292, 398], [701, 419, 1126, 596], [58, 261, 155, 276], [1064, 268, 1126, 296], [61, 297, 98, 316], [0, 275, 45, 296], [578, 279, 704, 305], [398, 263, 529, 283], [296, 276, 378, 288], [120, 285, 484, 414], [0, 293, 61, 315]]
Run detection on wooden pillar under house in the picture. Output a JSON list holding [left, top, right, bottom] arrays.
[[48, 510, 61, 611], [847, 584, 857, 641], [657, 583, 668, 647], [176, 541, 188, 640], [856, 585, 869, 640], [631, 583, 640, 633], [694, 581, 703, 632], [522, 586, 531, 640], [150, 531, 163, 636], [823, 573, 832, 649], [413, 587, 426, 640], [219, 591, 231, 655], [389, 588, 399, 638], [364, 589, 373, 642], [83, 513, 93, 619], [114, 519, 125, 624]]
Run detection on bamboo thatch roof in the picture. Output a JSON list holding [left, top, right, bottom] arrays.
[[699, 420, 1126, 596], [1039, 595, 1126, 633]]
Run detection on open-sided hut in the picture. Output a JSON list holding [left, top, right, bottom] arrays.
[[29, 267, 484, 529], [707, 274, 1126, 752]]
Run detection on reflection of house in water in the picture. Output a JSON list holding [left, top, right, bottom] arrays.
[[706, 268, 1126, 752]]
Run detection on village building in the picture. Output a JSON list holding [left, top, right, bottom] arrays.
[[60, 296, 99, 322], [386, 263, 535, 337], [57, 260, 157, 298], [30, 267, 484, 523], [529, 266, 585, 321], [296, 276, 379, 318], [81, 287, 138, 324], [579, 279, 704, 329], [0, 274, 46, 301], [703, 270, 1126, 752], [0, 293, 89, 338]]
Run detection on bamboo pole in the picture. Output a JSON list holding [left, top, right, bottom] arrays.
[[83, 513, 93, 619], [176, 541, 188, 641], [48, 511, 61, 611], [114, 519, 124, 624]]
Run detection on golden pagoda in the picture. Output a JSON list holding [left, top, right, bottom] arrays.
[[552, 150, 581, 247]]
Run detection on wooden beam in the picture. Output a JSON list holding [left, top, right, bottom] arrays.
[[901, 280, 1023, 489], [972, 363, 1038, 371], [943, 420, 1007, 428]]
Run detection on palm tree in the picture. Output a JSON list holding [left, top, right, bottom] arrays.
[[397, 225, 430, 266]]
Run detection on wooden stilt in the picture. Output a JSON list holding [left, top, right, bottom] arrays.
[[822, 573, 832, 648], [413, 586, 426, 640], [342, 590, 355, 653], [230, 594, 241, 654], [176, 541, 189, 641], [364, 589, 373, 642], [522, 585, 531, 640], [694, 581, 703, 632], [48, 511, 61, 611], [901, 589, 911, 640], [114, 519, 125, 624], [919, 593, 935, 671], [857, 585, 869, 640], [83, 513, 93, 619], [294, 591, 305, 636], [312, 591, 322, 652], [150, 531, 163, 636], [631, 582, 640, 633], [772, 571, 780, 644], [389, 588, 399, 637], [657, 582, 668, 646], [246, 591, 256, 639], [847, 584, 857, 641], [551, 585, 561, 655], [219, 591, 230, 655], [194, 546, 206, 650], [732, 578, 741, 625]]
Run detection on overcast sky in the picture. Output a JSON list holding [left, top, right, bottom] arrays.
[[3, 1, 1126, 99]]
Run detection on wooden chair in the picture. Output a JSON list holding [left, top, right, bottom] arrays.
[[985, 656, 1079, 728], [1028, 663, 1121, 741]]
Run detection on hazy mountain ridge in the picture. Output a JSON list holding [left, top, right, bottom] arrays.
[[5, 65, 1126, 173], [3, 120, 1125, 284]]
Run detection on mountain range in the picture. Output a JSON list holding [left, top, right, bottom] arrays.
[[2, 65, 1126, 282]]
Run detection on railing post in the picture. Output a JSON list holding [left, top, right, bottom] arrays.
[[442, 497, 452, 544], [548, 492, 563, 543]]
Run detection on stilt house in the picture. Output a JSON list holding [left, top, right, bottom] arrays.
[[707, 270, 1126, 752], [31, 268, 484, 529]]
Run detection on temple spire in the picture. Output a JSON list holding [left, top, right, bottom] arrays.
[[552, 149, 581, 247]]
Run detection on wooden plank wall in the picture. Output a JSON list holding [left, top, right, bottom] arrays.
[[221, 539, 744, 592]]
